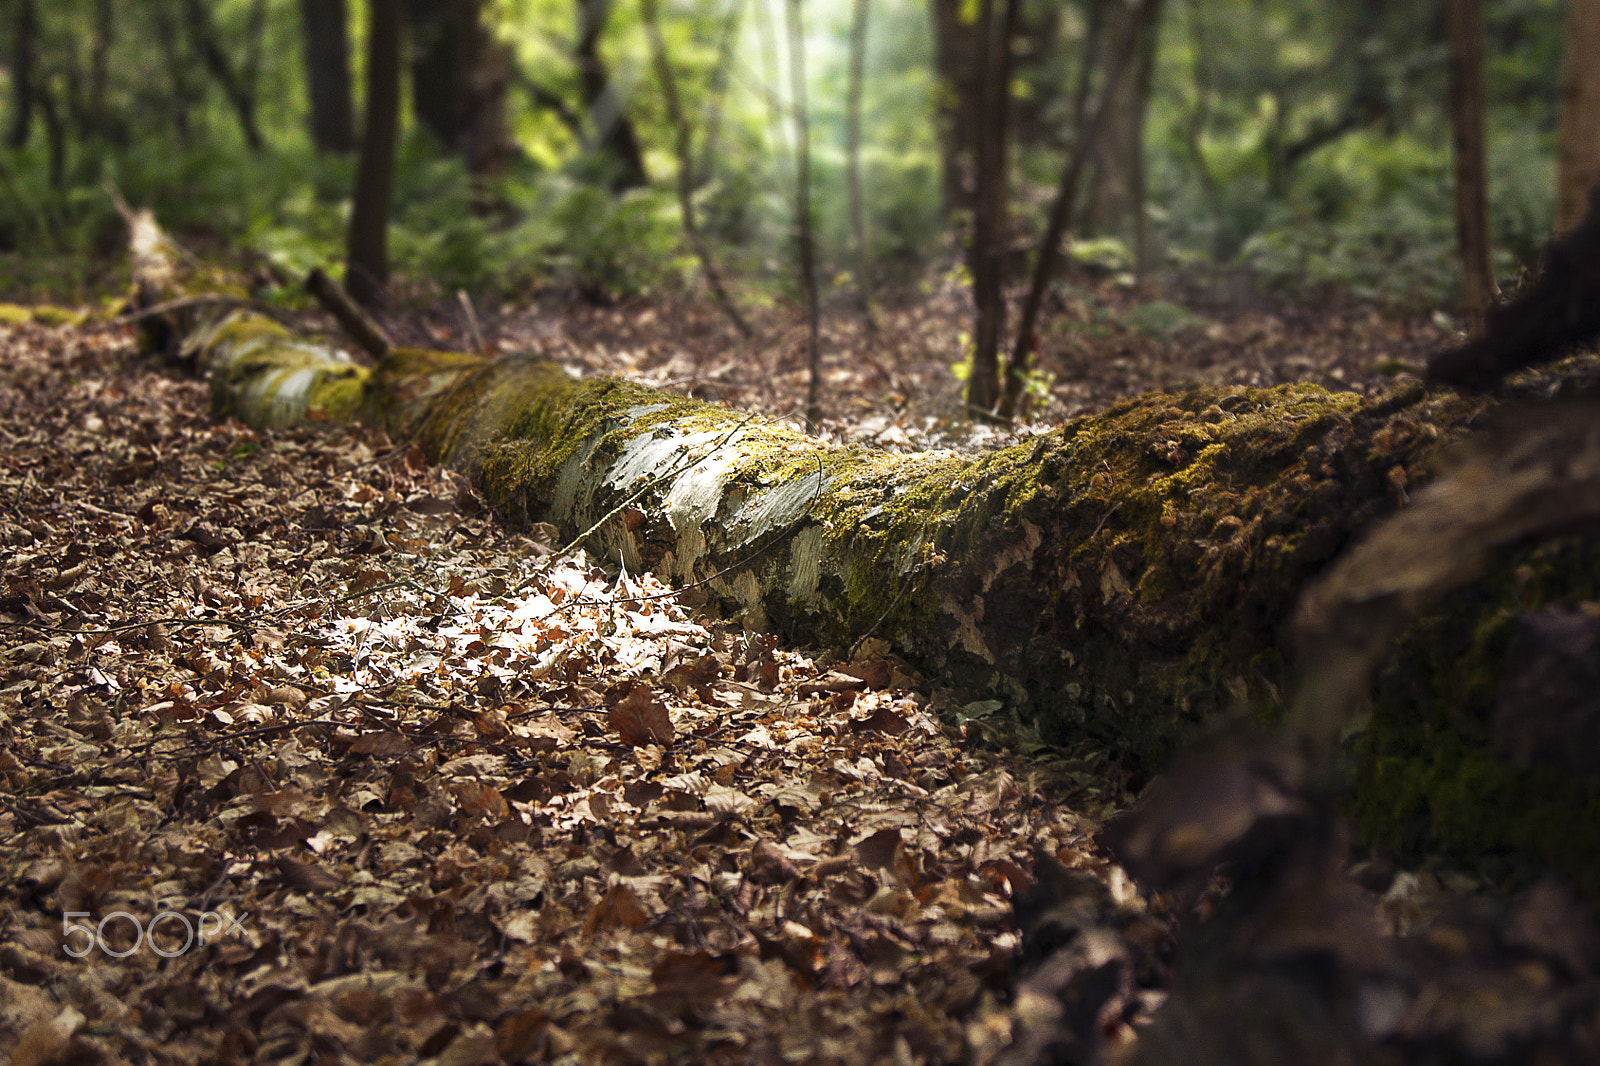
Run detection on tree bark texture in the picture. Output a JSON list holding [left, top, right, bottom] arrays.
[[1558, 0, 1600, 234], [1447, 0, 1494, 327], [407, 0, 515, 176], [301, 0, 357, 154], [346, 0, 402, 308], [1080, 0, 1161, 245], [964, 0, 1017, 418]]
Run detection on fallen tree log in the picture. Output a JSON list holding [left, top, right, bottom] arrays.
[[136, 229, 1470, 760], [127, 213, 1600, 890]]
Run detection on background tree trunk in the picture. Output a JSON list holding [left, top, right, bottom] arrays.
[[180, 0, 266, 151], [845, 0, 876, 331], [786, 0, 823, 432], [1447, 0, 1494, 327], [346, 0, 402, 308], [1080, 0, 1162, 248], [928, 0, 979, 219], [407, 0, 515, 176], [1557, 0, 1600, 233], [640, 0, 752, 339], [1003, 0, 1152, 420], [301, 0, 357, 154], [964, 0, 1017, 416], [6, 0, 37, 150], [575, 0, 648, 192]]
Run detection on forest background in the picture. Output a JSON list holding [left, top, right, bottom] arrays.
[[0, 0, 1587, 408]]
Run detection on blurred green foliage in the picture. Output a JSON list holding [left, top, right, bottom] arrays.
[[0, 0, 1571, 312]]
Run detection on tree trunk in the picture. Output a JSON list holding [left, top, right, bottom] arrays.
[[964, 0, 1017, 417], [640, 0, 752, 339], [7, 0, 37, 150], [576, 0, 648, 193], [1080, 0, 1161, 245], [1447, 0, 1494, 327], [346, 0, 402, 308], [133, 200, 1600, 891], [1557, 0, 1600, 234], [1003, 0, 1152, 421], [181, 0, 266, 151], [928, 0, 979, 219], [845, 0, 876, 331], [407, 0, 515, 176], [786, 0, 823, 433], [301, 0, 357, 154], [130, 212, 1503, 773]]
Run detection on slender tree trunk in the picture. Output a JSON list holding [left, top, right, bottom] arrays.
[[1129, 0, 1163, 279], [641, 0, 753, 339], [1001, 0, 1151, 420], [407, 0, 515, 176], [149, 0, 197, 146], [37, 80, 63, 189], [1080, 0, 1161, 244], [1557, 0, 1600, 233], [576, 0, 648, 192], [1447, 0, 1494, 327], [6, 0, 36, 150], [180, 0, 266, 151], [694, 0, 744, 193], [346, 0, 402, 308], [928, 0, 980, 220], [785, 0, 823, 433], [300, 0, 357, 154], [964, 0, 1017, 417], [845, 0, 876, 331]]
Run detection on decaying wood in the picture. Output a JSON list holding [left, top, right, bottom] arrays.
[[306, 266, 392, 359], [126, 209, 1489, 769]]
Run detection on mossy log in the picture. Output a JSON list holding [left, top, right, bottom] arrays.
[[128, 214, 1600, 890], [146, 270, 1485, 765], [403, 363, 1489, 771]]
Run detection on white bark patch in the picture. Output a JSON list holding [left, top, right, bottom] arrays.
[[734, 468, 828, 546], [241, 366, 318, 426], [551, 447, 595, 522], [786, 525, 824, 603], [602, 427, 742, 578]]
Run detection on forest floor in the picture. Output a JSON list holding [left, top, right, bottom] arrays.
[[0, 273, 1582, 1065]]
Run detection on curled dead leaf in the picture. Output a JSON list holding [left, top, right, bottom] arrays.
[[606, 682, 674, 748]]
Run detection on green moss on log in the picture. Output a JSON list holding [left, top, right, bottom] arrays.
[[1349, 537, 1600, 892], [187, 310, 370, 427]]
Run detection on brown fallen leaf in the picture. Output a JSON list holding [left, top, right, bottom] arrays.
[[607, 682, 674, 748], [349, 731, 414, 757], [274, 858, 344, 894], [583, 882, 650, 933]]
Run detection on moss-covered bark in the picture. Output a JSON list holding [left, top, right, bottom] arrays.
[[406, 356, 1490, 768]]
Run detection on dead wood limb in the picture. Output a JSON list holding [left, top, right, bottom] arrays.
[[306, 266, 392, 360]]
